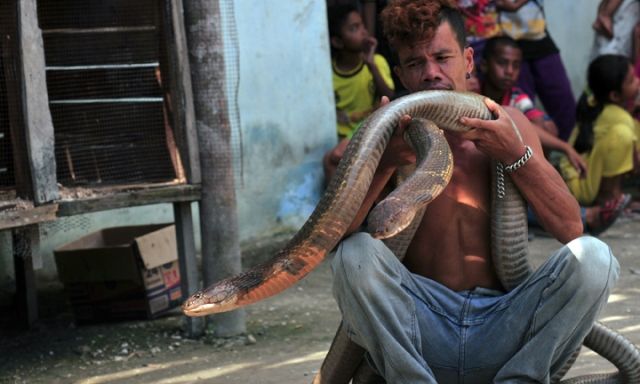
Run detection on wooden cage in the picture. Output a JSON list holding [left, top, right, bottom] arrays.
[[0, 0, 201, 331]]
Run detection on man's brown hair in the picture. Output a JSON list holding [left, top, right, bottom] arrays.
[[380, 0, 466, 52]]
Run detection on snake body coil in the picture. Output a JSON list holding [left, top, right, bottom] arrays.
[[181, 91, 639, 383]]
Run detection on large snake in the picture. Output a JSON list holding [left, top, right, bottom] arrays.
[[181, 90, 640, 382]]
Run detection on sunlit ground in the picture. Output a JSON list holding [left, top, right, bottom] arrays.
[[71, 349, 327, 384]]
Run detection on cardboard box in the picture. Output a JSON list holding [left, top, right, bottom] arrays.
[[54, 224, 182, 324]]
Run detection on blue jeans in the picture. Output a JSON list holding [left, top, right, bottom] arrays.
[[332, 233, 619, 383]]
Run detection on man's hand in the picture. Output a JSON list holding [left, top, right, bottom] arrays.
[[378, 96, 416, 169], [458, 98, 527, 165]]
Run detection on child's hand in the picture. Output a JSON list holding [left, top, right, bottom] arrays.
[[565, 146, 588, 177], [362, 36, 378, 65]]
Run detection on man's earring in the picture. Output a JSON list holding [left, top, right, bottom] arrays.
[[466, 72, 471, 79]]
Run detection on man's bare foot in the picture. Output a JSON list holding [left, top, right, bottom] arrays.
[[593, 14, 614, 39]]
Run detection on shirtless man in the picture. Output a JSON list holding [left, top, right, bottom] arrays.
[[331, 1, 620, 382]]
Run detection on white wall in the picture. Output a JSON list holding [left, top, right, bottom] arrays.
[[230, 0, 336, 241], [545, 0, 602, 98]]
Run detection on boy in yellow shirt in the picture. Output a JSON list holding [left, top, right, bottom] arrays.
[[329, 4, 395, 139], [323, 4, 395, 183]]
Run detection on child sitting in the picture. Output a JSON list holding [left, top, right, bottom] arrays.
[[558, 54, 637, 233], [480, 36, 629, 235]]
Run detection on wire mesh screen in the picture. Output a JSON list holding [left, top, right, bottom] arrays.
[[0, 5, 15, 188], [38, 0, 178, 187], [220, 1, 244, 186]]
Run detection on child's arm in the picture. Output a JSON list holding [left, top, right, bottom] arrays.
[[531, 118, 588, 176], [592, 0, 623, 38], [362, 36, 394, 99], [599, 0, 623, 17]]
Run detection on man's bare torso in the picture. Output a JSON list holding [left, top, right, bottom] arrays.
[[402, 135, 502, 292]]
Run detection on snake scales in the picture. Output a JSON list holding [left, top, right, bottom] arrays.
[[181, 90, 640, 383]]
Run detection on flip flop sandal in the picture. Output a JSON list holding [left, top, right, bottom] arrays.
[[589, 193, 632, 236]]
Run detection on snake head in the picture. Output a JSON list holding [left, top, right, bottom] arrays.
[[367, 197, 416, 239], [182, 282, 239, 317]]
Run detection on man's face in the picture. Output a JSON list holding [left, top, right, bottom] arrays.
[[483, 44, 522, 93], [393, 21, 473, 93]]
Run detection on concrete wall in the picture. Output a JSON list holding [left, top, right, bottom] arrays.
[[230, 0, 336, 241], [1, 0, 609, 285], [545, 0, 601, 98]]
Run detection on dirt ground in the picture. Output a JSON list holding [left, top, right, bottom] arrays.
[[2, 216, 640, 384]]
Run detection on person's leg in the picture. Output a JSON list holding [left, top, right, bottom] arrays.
[[528, 53, 577, 141], [331, 232, 444, 383], [490, 236, 619, 382], [516, 59, 536, 102]]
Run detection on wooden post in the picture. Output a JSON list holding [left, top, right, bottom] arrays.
[[6, 0, 58, 204], [12, 225, 39, 328], [161, 0, 201, 184], [183, 0, 246, 336], [173, 201, 205, 337]]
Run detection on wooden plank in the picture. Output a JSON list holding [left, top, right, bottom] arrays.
[[161, 0, 200, 184], [56, 184, 201, 216], [0, 203, 58, 230], [13, 225, 39, 328], [173, 201, 204, 337], [37, 0, 157, 30], [13, 0, 59, 204], [1, 0, 33, 197], [42, 30, 159, 66], [46, 66, 162, 100]]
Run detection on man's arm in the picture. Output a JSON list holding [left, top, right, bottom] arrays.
[[460, 99, 583, 244]]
